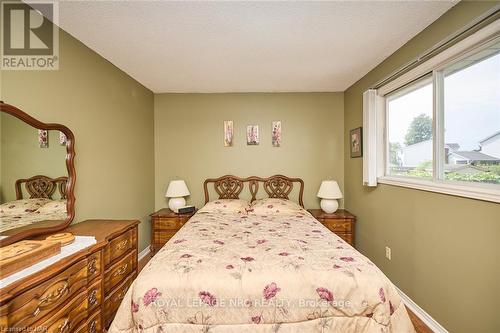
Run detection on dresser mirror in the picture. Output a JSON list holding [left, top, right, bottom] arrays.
[[0, 102, 75, 246]]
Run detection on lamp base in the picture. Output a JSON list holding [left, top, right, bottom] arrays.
[[320, 199, 339, 214], [168, 197, 186, 213]]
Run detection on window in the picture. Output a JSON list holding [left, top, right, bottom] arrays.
[[442, 46, 500, 185], [386, 76, 433, 179], [367, 21, 500, 203]]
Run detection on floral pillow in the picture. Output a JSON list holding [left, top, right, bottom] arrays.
[[249, 198, 305, 215], [0, 198, 52, 216], [37, 199, 67, 214], [199, 199, 249, 213]]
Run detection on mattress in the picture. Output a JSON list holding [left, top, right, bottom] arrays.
[[109, 202, 415, 333]]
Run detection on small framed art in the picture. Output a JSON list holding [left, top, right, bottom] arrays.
[[246, 125, 259, 145], [59, 131, 67, 146], [272, 121, 281, 147], [38, 129, 48, 148], [223, 120, 233, 147], [350, 127, 362, 158]]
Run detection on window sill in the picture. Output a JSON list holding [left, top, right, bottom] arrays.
[[377, 176, 500, 204]]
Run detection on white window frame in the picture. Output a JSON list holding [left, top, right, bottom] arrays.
[[372, 19, 500, 203]]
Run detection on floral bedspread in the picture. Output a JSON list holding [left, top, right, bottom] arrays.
[[110, 206, 415, 333], [0, 199, 67, 233]]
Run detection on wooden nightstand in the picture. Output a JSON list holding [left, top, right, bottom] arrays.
[[150, 208, 196, 256], [307, 209, 356, 247]]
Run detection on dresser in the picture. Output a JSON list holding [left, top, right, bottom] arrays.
[[150, 208, 196, 256], [0, 219, 139, 333], [307, 209, 356, 247]]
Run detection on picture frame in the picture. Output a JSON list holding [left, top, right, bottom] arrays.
[[246, 125, 259, 145], [272, 121, 281, 147], [350, 127, 362, 158], [38, 129, 48, 148], [223, 120, 233, 147], [59, 131, 67, 146]]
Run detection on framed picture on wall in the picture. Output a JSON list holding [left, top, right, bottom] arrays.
[[59, 131, 67, 146], [246, 125, 259, 145], [272, 121, 281, 147], [223, 120, 233, 147], [350, 127, 362, 158], [38, 129, 49, 148]]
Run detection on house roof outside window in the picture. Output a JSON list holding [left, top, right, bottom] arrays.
[[450, 151, 500, 162], [479, 130, 500, 145]]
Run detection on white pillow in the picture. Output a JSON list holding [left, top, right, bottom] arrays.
[[198, 199, 249, 213], [249, 198, 304, 215], [37, 199, 67, 214]]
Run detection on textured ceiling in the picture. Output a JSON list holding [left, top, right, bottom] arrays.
[[58, 1, 456, 93]]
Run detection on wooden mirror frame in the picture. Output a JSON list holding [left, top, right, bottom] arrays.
[[0, 102, 76, 246]]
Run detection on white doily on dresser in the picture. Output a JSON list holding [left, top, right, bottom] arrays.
[[0, 236, 96, 288]]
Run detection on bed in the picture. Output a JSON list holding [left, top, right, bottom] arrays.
[[0, 175, 68, 233], [110, 175, 415, 333]]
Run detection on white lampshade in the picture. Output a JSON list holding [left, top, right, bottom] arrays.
[[165, 180, 190, 198], [317, 180, 342, 199]]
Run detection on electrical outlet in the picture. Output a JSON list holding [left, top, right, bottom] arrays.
[[385, 246, 392, 260]]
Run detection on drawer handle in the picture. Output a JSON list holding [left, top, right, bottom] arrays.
[[113, 263, 128, 277], [88, 258, 97, 275], [116, 239, 129, 250], [89, 320, 97, 333], [88, 289, 98, 307], [58, 318, 71, 333], [34, 282, 69, 316]]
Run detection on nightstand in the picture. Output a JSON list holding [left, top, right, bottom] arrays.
[[307, 209, 356, 247], [150, 208, 196, 256]]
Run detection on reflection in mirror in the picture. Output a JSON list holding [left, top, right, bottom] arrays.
[[0, 112, 68, 236]]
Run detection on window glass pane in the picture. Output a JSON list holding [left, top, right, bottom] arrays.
[[443, 42, 500, 185], [387, 77, 433, 179]]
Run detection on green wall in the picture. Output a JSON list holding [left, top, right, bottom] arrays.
[[154, 93, 344, 210], [1, 113, 67, 202], [0, 29, 155, 251], [0, 113, 3, 202], [344, 2, 500, 332], [1, 3, 499, 331]]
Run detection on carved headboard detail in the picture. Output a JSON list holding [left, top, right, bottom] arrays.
[[15, 175, 68, 200], [204, 175, 304, 207]]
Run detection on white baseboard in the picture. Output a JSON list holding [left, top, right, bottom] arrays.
[[138, 246, 151, 261], [395, 286, 448, 333]]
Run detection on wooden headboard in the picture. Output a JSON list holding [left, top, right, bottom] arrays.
[[15, 175, 68, 200], [203, 175, 304, 207]]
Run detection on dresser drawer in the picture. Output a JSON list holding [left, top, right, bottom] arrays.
[[154, 230, 178, 245], [74, 311, 101, 333], [335, 233, 353, 245], [321, 219, 352, 233], [87, 311, 102, 333], [103, 275, 134, 328], [33, 290, 88, 333], [87, 279, 102, 314], [104, 250, 136, 294], [3, 259, 88, 330], [87, 251, 102, 283], [104, 229, 136, 266], [154, 217, 185, 230]]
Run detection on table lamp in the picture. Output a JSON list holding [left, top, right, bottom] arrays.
[[317, 180, 342, 214], [165, 180, 190, 213]]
